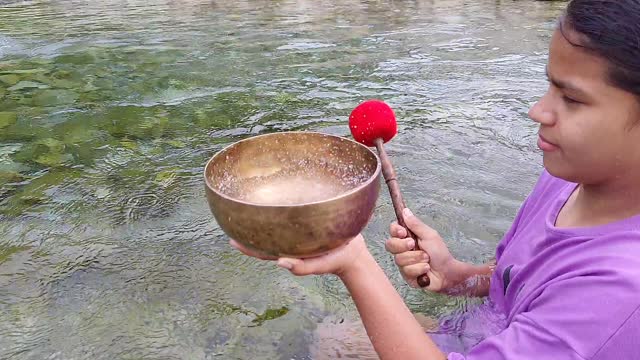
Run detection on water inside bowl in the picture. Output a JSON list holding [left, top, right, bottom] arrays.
[[215, 158, 371, 206]]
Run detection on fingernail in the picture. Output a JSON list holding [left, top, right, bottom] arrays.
[[423, 253, 429, 261], [277, 259, 293, 270], [403, 208, 413, 217], [406, 239, 415, 249]]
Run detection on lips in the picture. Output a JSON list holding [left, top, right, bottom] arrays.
[[537, 134, 559, 152]]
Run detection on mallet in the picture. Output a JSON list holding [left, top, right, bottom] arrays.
[[349, 100, 430, 288]]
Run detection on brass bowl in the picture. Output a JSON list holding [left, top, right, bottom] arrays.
[[204, 131, 381, 257]]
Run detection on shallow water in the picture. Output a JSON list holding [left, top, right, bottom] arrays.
[[1, 0, 565, 358]]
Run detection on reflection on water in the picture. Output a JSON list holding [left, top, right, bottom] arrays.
[[0, 0, 565, 358]]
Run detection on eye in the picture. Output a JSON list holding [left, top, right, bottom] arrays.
[[562, 95, 581, 105]]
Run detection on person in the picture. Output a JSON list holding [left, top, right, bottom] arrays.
[[230, 0, 640, 358]]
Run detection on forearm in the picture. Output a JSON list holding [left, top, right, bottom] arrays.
[[338, 251, 446, 360], [444, 259, 495, 297]]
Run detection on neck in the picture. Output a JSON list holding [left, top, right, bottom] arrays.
[[574, 176, 640, 225]]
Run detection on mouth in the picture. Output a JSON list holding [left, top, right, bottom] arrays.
[[537, 134, 560, 152]]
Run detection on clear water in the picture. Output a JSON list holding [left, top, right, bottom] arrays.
[[0, 0, 566, 358]]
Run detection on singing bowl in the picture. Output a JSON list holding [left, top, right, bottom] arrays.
[[204, 131, 381, 257]]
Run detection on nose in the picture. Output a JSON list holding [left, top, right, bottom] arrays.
[[528, 91, 556, 126]]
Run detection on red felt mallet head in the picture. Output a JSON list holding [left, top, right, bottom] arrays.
[[349, 100, 398, 147]]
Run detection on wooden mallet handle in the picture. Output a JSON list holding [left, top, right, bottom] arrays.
[[374, 138, 430, 288]]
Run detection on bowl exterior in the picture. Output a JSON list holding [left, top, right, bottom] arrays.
[[204, 132, 381, 257], [205, 173, 379, 257]]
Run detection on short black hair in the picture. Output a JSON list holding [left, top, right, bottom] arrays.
[[561, 0, 640, 97]]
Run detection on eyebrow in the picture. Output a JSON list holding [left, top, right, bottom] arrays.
[[545, 66, 591, 99]]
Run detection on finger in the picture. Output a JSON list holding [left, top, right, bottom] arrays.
[[277, 237, 360, 276], [394, 251, 429, 267], [404, 278, 419, 289], [389, 221, 408, 238], [402, 208, 439, 241], [229, 239, 278, 260], [277, 257, 329, 276], [385, 236, 415, 254], [401, 262, 431, 279]]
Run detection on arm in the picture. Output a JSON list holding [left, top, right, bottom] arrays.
[[339, 248, 447, 360], [442, 259, 495, 297], [232, 235, 447, 359]]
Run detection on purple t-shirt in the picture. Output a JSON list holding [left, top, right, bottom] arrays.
[[448, 170, 640, 360]]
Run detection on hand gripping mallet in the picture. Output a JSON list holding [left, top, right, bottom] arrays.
[[349, 100, 430, 288]]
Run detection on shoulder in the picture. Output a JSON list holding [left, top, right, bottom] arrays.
[[510, 169, 573, 221], [495, 170, 570, 258], [499, 169, 571, 237]]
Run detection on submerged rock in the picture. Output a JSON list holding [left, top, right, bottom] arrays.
[[0, 74, 20, 86], [32, 89, 79, 106], [8, 80, 50, 91], [0, 112, 17, 129]]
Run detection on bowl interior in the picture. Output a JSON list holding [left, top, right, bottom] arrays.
[[206, 132, 379, 206]]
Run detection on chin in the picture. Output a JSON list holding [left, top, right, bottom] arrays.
[[543, 153, 617, 185], [542, 156, 580, 183]]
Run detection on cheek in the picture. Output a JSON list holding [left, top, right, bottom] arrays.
[[562, 114, 626, 167], [556, 115, 591, 153], [556, 110, 615, 162]]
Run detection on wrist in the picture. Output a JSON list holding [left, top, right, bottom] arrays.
[[336, 249, 376, 283], [442, 258, 469, 289], [443, 259, 493, 295]]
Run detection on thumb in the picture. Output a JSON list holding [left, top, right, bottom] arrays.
[[277, 257, 327, 276], [402, 208, 438, 240]]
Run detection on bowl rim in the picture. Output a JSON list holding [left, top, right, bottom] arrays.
[[203, 131, 381, 209]]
